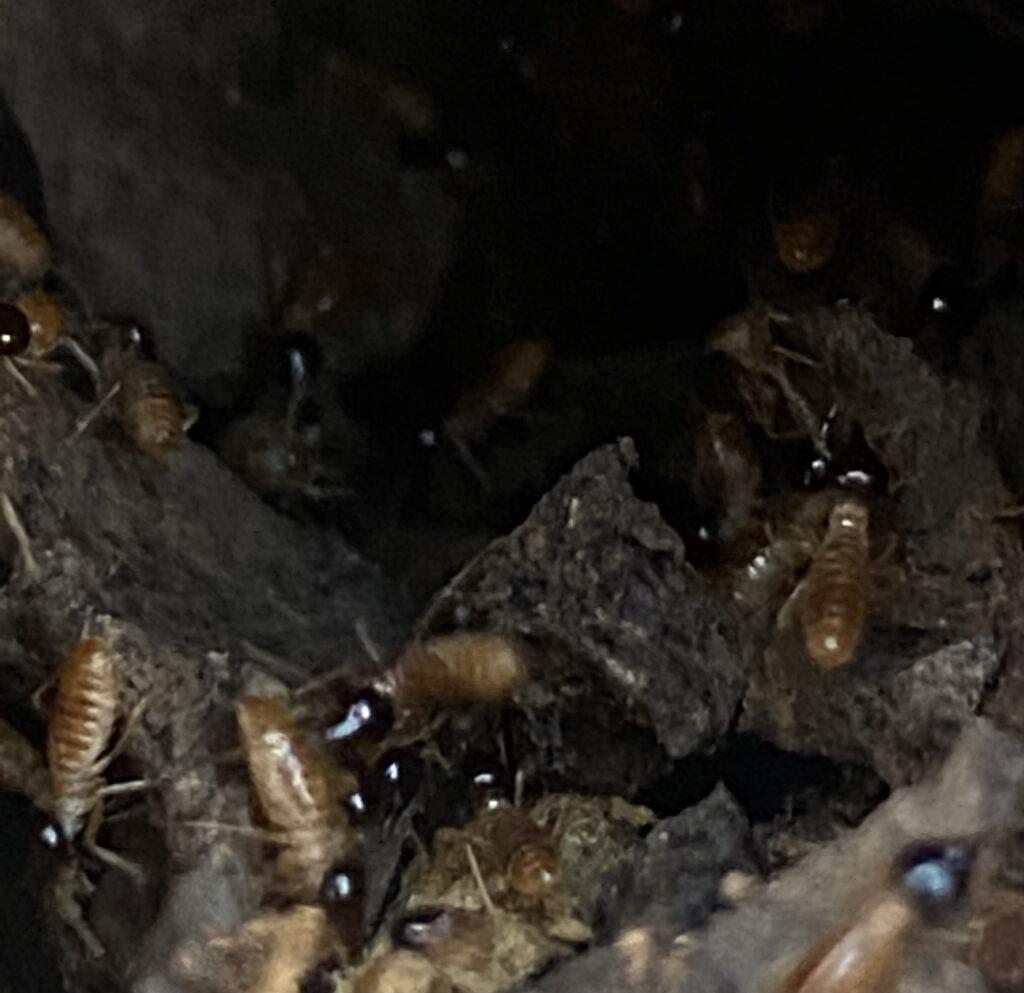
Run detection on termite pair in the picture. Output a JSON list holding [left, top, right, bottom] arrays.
[[775, 838, 974, 992], [0, 629, 149, 881]]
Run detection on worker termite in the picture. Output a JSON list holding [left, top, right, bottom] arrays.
[[438, 338, 551, 488], [234, 695, 361, 903], [794, 493, 872, 669], [113, 359, 194, 460], [42, 633, 149, 879], [373, 633, 532, 731], [466, 803, 562, 902], [774, 211, 840, 274], [693, 409, 763, 548], [775, 839, 974, 992], [0, 190, 50, 290], [169, 903, 331, 993], [709, 306, 824, 450]]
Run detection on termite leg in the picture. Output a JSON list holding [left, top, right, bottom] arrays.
[[4, 357, 39, 397], [98, 694, 149, 771], [98, 779, 152, 798], [60, 336, 101, 393], [776, 576, 808, 632], [176, 820, 288, 844], [85, 840, 146, 886]]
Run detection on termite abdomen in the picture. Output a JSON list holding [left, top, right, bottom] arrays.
[[379, 633, 531, 714], [798, 497, 870, 668], [47, 635, 119, 840], [117, 361, 189, 461]]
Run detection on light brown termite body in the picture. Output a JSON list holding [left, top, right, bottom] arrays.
[[116, 359, 190, 460], [774, 211, 840, 274], [14, 287, 63, 359], [47, 636, 120, 841], [443, 339, 551, 446], [776, 890, 916, 992], [378, 634, 531, 718], [236, 695, 356, 901], [797, 495, 871, 668], [0, 715, 51, 808], [709, 306, 822, 446], [0, 192, 50, 288], [169, 903, 330, 993], [467, 804, 561, 900]]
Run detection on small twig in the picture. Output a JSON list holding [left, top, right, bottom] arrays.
[[1, 492, 39, 576], [68, 381, 121, 441], [4, 357, 38, 397], [465, 842, 496, 917]]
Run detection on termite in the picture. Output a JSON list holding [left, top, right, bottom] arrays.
[[439, 338, 551, 487], [114, 359, 194, 460], [235, 695, 360, 903], [374, 633, 531, 725], [170, 903, 330, 993], [795, 493, 871, 669], [776, 839, 973, 992], [709, 306, 824, 450], [464, 803, 561, 902], [774, 211, 840, 274], [693, 409, 763, 547], [0, 191, 50, 289], [42, 634, 148, 878]]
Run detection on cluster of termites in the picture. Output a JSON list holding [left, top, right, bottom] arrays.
[[0, 191, 193, 461], [165, 630, 591, 993]]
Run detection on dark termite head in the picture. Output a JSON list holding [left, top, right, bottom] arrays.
[[320, 857, 366, 957], [391, 905, 455, 949], [39, 821, 68, 851], [321, 685, 394, 749], [894, 838, 975, 923], [0, 301, 30, 356]]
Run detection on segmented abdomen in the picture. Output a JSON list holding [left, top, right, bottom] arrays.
[[119, 362, 186, 460], [383, 634, 530, 713], [47, 636, 118, 801], [799, 498, 870, 669]]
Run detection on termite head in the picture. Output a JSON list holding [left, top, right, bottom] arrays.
[[320, 857, 366, 956], [0, 301, 30, 356], [895, 839, 974, 923], [392, 905, 455, 949], [39, 821, 67, 850], [321, 685, 394, 749]]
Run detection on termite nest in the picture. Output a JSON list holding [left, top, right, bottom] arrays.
[[3, 1, 1024, 992]]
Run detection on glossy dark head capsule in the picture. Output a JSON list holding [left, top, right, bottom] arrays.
[[392, 905, 454, 949], [896, 840, 973, 920], [0, 302, 31, 356], [321, 857, 366, 956], [322, 686, 394, 747]]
